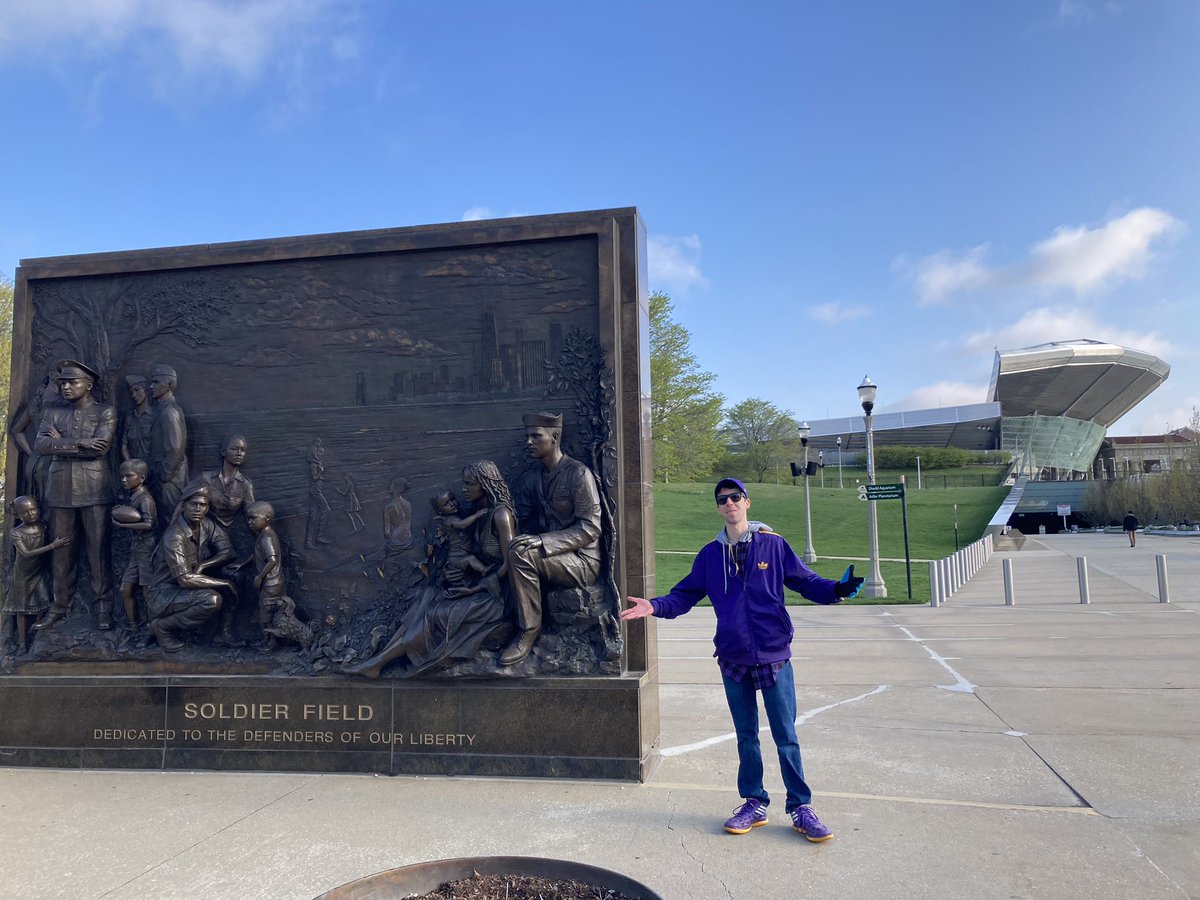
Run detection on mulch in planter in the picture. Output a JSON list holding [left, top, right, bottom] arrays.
[[411, 871, 643, 899]]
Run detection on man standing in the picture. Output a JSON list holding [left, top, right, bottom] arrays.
[[149, 364, 188, 525], [1123, 510, 1139, 548], [503, 413, 602, 666], [121, 374, 153, 462], [621, 477, 862, 843], [32, 360, 118, 631], [145, 483, 236, 652]]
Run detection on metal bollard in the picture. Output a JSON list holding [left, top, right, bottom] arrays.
[[1157, 554, 1170, 603], [940, 558, 951, 599], [929, 560, 940, 607], [1003, 558, 1015, 606], [1077, 556, 1090, 604]]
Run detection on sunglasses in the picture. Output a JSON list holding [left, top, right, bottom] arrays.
[[716, 492, 745, 505]]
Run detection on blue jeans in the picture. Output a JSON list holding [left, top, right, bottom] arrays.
[[721, 659, 812, 813]]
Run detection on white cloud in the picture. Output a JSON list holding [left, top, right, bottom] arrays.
[[909, 244, 992, 303], [461, 207, 494, 222], [808, 301, 869, 325], [882, 381, 988, 412], [906, 208, 1184, 304], [962, 306, 1172, 358], [1025, 208, 1182, 292], [1108, 395, 1200, 437], [0, 0, 357, 94], [1058, 0, 1092, 21], [647, 233, 708, 294]]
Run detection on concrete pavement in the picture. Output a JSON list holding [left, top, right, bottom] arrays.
[[1, 531, 1197, 899]]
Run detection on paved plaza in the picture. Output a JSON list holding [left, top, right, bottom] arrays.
[[1, 531, 1197, 899]]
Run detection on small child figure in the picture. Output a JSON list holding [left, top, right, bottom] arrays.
[[337, 472, 366, 533], [246, 501, 313, 651], [4, 496, 69, 652], [430, 489, 489, 592], [111, 459, 157, 630]]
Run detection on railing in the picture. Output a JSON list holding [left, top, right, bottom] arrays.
[[928, 533, 994, 607], [843, 471, 1007, 489]]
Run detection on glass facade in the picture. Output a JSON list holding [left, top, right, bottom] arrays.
[[1001, 415, 1107, 475]]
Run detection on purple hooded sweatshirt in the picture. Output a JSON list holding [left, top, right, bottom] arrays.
[[651, 521, 841, 666]]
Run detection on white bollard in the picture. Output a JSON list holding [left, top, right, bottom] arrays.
[[929, 560, 940, 607], [1003, 558, 1015, 606], [1077, 556, 1090, 604], [940, 558, 952, 599], [1157, 554, 1170, 603]]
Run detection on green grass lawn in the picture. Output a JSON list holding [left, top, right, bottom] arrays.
[[650, 476, 1009, 605]]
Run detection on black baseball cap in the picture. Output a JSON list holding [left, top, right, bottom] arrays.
[[714, 478, 748, 499]]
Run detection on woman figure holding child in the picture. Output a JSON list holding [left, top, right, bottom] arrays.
[[345, 460, 516, 678]]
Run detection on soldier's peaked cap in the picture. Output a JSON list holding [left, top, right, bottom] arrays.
[[150, 364, 178, 379], [522, 412, 563, 429], [55, 359, 99, 382], [179, 481, 212, 503]]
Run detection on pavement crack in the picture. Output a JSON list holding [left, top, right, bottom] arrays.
[[666, 790, 733, 899], [974, 693, 1095, 810], [1112, 826, 1190, 896]]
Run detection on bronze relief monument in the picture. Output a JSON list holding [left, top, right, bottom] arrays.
[[1, 209, 657, 779]]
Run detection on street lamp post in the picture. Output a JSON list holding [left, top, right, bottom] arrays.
[[858, 376, 887, 598], [836, 435, 844, 489], [797, 421, 817, 564]]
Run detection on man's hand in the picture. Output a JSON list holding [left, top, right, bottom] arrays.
[[509, 534, 544, 553], [619, 595, 654, 621], [834, 565, 864, 599]]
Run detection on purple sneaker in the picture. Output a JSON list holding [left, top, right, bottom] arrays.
[[790, 805, 833, 842], [723, 799, 768, 834]]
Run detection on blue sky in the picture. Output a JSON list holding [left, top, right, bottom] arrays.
[[1, 0, 1196, 436]]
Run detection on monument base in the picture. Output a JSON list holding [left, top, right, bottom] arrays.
[[0, 673, 659, 781]]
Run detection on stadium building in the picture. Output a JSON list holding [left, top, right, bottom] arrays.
[[806, 339, 1171, 481]]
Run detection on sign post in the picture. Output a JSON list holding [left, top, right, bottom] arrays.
[[900, 475, 912, 599], [1057, 503, 1071, 532], [857, 482, 911, 599]]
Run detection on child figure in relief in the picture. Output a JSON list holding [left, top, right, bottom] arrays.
[[247, 501, 313, 651], [4, 496, 69, 652], [430, 489, 489, 593], [112, 459, 158, 629]]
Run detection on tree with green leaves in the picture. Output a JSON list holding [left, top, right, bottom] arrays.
[[722, 397, 797, 482], [650, 291, 724, 482]]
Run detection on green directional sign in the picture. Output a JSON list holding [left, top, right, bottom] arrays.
[[865, 483, 904, 500]]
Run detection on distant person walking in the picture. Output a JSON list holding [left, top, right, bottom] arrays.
[[1123, 510, 1139, 548], [621, 477, 862, 843]]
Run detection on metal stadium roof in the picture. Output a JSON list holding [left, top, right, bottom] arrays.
[[987, 339, 1169, 428], [806, 402, 1001, 451], [802, 339, 1168, 453]]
